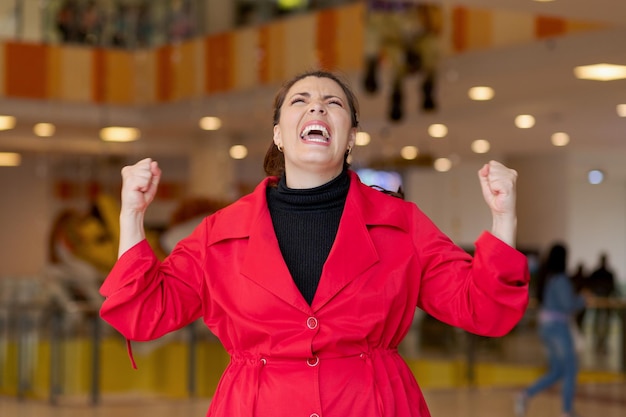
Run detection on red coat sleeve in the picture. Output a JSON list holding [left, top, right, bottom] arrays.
[[99, 223, 206, 341], [412, 205, 530, 337]]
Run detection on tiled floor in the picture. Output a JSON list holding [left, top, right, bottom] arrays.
[[1, 381, 625, 417]]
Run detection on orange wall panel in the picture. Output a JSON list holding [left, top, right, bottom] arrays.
[[4, 42, 47, 99], [536, 16, 566, 38], [205, 33, 234, 94], [92, 48, 106, 103], [103, 49, 135, 104], [260, 23, 286, 85], [334, 2, 365, 72], [156, 45, 174, 102], [316, 9, 338, 71], [452, 7, 469, 52], [0, 43, 4, 97]]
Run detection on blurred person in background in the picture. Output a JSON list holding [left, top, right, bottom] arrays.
[[99, 70, 529, 417], [515, 242, 587, 417], [586, 252, 617, 354]]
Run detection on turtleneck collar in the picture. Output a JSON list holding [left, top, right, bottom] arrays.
[[269, 168, 350, 211]]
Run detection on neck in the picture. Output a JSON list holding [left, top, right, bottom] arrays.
[[284, 164, 345, 189]]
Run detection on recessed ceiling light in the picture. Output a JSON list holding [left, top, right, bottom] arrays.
[[100, 127, 140, 142], [574, 64, 626, 81], [551, 132, 570, 147], [34, 123, 56, 137], [471, 139, 490, 154], [515, 114, 535, 129], [0, 115, 16, 131], [0, 152, 21, 166], [400, 146, 419, 160], [428, 124, 448, 138], [468, 86, 495, 101], [434, 158, 452, 172], [199, 116, 222, 131], [229, 145, 248, 159], [355, 131, 371, 146]]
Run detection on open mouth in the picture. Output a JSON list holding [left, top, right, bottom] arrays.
[[300, 123, 330, 144]]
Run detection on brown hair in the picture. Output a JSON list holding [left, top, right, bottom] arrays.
[[263, 70, 360, 177]]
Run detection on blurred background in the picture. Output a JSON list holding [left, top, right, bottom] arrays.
[[0, 0, 624, 414]]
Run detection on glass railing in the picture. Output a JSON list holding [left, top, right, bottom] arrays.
[[0, 0, 357, 49]]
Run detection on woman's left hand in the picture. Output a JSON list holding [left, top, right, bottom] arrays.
[[478, 160, 518, 246]]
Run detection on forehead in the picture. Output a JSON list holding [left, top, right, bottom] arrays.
[[286, 76, 347, 100]]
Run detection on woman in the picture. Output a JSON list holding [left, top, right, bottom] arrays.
[[515, 243, 586, 417], [100, 70, 529, 417]]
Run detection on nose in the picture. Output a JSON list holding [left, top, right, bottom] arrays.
[[308, 102, 326, 114]]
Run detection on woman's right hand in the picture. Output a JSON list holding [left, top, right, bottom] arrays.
[[121, 158, 162, 215]]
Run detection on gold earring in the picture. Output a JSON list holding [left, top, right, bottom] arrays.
[[346, 147, 352, 155], [277, 144, 283, 152]]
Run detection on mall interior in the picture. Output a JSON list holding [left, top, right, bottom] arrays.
[[0, 1, 625, 416]]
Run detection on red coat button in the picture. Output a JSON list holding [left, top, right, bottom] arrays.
[[307, 356, 319, 367], [306, 316, 318, 329]]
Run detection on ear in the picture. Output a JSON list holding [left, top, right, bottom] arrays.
[[348, 128, 357, 149], [273, 125, 282, 148]]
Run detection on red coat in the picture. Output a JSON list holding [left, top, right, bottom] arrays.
[[100, 170, 529, 417]]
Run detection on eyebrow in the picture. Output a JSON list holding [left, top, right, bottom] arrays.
[[289, 92, 344, 102]]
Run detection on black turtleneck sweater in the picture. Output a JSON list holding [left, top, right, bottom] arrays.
[[266, 170, 350, 305]]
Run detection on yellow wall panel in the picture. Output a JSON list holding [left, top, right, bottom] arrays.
[[466, 9, 492, 50], [45, 46, 62, 99], [58, 46, 93, 102], [566, 20, 607, 33], [491, 11, 534, 48], [172, 40, 198, 101], [233, 27, 260, 91], [264, 23, 286, 85], [335, 2, 365, 72], [104, 50, 134, 104], [282, 14, 317, 79], [133, 50, 157, 105]]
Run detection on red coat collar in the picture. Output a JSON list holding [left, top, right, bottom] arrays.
[[206, 170, 412, 312]]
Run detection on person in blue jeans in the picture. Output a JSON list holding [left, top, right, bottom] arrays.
[[515, 243, 587, 417]]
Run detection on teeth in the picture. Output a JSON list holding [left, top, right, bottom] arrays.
[[301, 124, 329, 139]]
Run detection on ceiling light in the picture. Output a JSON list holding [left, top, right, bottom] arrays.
[[587, 169, 604, 185], [428, 123, 448, 138], [355, 131, 371, 146], [0, 115, 16, 131], [229, 145, 248, 159], [100, 126, 140, 142], [400, 146, 419, 160], [0, 152, 21, 166], [551, 132, 570, 147], [468, 86, 494, 101], [34, 123, 55, 137], [199, 116, 222, 131], [434, 158, 452, 172], [471, 139, 490, 154], [574, 64, 626, 81], [515, 114, 535, 129], [617, 104, 626, 117]]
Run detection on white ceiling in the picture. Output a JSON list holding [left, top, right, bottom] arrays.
[[0, 0, 625, 170]]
